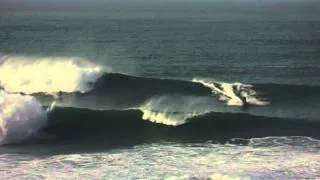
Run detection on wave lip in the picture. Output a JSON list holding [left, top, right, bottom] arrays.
[[139, 95, 212, 126], [0, 54, 104, 95], [0, 91, 47, 145]]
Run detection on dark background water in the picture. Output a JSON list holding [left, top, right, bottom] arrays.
[[1, 0, 320, 85]]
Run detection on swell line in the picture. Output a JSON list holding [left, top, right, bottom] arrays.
[[43, 106, 320, 143]]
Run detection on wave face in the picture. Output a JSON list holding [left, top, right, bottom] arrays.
[[35, 73, 268, 109], [0, 55, 104, 94], [0, 91, 46, 145], [43, 107, 320, 143]]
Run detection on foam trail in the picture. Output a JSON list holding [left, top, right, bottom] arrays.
[[139, 96, 211, 126], [0, 54, 105, 94], [0, 91, 46, 145], [192, 79, 268, 106]]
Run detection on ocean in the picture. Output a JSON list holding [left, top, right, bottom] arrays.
[[0, 0, 320, 179]]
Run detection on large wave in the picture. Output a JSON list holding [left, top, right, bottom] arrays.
[[0, 54, 268, 108], [43, 106, 320, 143], [0, 54, 275, 144], [0, 90, 46, 145], [0, 54, 105, 94]]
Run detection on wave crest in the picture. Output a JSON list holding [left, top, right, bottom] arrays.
[[139, 95, 211, 126], [0, 55, 104, 94]]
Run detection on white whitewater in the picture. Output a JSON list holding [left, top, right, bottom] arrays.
[[192, 78, 269, 106], [0, 54, 104, 95], [0, 90, 46, 145], [140, 108, 198, 126], [139, 95, 212, 126], [1, 137, 318, 179]]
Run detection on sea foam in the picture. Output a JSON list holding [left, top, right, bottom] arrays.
[[0, 91, 46, 145]]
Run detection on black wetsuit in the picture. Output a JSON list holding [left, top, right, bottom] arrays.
[[241, 96, 247, 105]]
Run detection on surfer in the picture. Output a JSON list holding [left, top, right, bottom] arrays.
[[56, 91, 63, 99], [52, 91, 63, 99], [241, 95, 248, 106], [233, 85, 249, 107]]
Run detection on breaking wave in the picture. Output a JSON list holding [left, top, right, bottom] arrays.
[[0, 54, 104, 94], [139, 95, 212, 126], [0, 54, 268, 108], [192, 78, 269, 106], [5, 54, 316, 145], [0, 90, 46, 145]]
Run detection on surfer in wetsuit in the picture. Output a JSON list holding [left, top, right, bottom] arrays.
[[56, 91, 63, 99], [240, 95, 248, 107], [233, 85, 249, 107]]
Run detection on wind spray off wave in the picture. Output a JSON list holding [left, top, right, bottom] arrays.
[[0, 54, 105, 94], [139, 95, 212, 126]]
